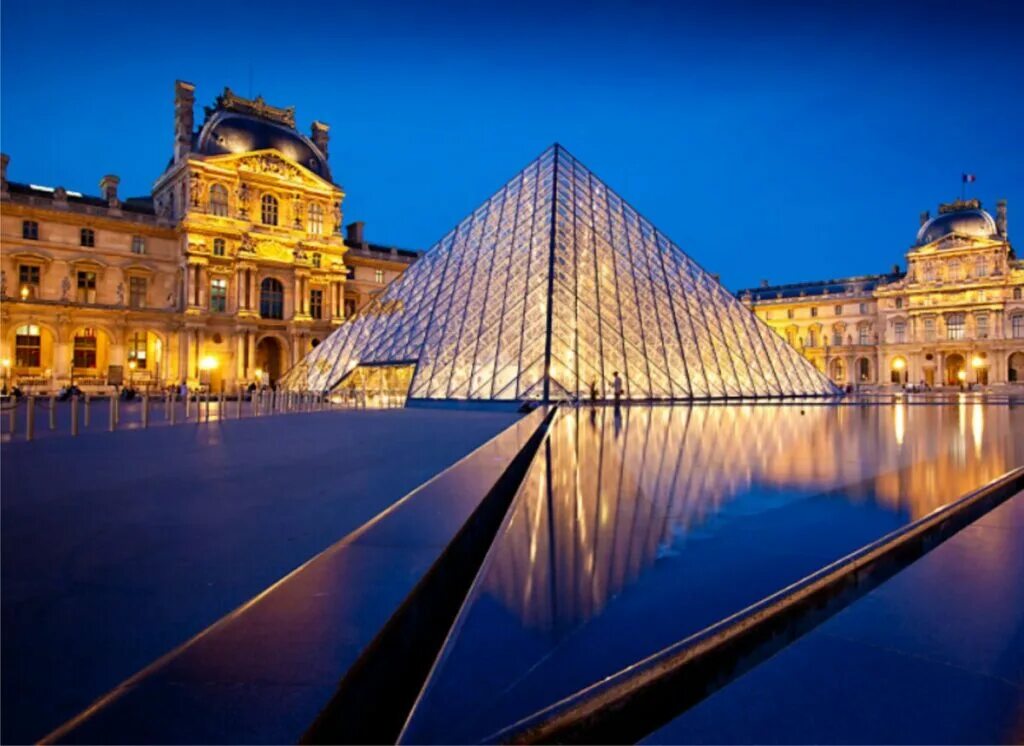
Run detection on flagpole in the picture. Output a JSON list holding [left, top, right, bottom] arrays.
[[961, 173, 965, 201]]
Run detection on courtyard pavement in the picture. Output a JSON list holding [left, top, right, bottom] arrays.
[[0, 407, 519, 744]]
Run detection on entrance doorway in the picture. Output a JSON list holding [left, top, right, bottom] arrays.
[[255, 336, 286, 385], [924, 367, 935, 387], [1010, 352, 1024, 383], [945, 353, 965, 386]]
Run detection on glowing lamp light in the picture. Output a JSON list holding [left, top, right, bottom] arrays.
[[1, 358, 10, 368], [892, 358, 905, 371], [20, 286, 29, 300], [957, 370, 967, 382], [971, 355, 985, 369], [199, 356, 219, 372], [254, 367, 264, 379], [128, 360, 137, 371]]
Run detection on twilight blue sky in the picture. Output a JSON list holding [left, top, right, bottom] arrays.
[[2, 0, 1021, 290]]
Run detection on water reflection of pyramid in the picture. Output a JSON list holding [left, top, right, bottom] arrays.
[[281, 145, 837, 400]]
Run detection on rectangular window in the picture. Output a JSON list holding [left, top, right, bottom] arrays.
[[18, 264, 41, 299], [344, 298, 357, 317], [73, 331, 97, 368], [807, 329, 817, 346], [859, 302, 868, 314], [308, 204, 324, 235], [810, 307, 818, 317], [976, 257, 988, 277], [923, 317, 935, 342], [858, 326, 870, 345], [129, 332, 148, 369], [834, 305, 842, 316], [833, 332, 843, 346], [129, 277, 147, 309], [375, 269, 385, 284], [131, 236, 146, 255], [786, 308, 794, 320], [310, 288, 323, 319], [976, 314, 988, 339], [893, 322, 906, 344], [22, 220, 39, 240], [1014, 316, 1024, 339], [213, 238, 226, 257], [346, 266, 356, 280], [210, 278, 228, 313], [15, 324, 41, 367], [76, 271, 97, 304], [895, 297, 904, 309], [80, 228, 95, 247], [947, 313, 965, 340]]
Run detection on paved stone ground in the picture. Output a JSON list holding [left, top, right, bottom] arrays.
[[644, 491, 1024, 745], [0, 407, 520, 744]]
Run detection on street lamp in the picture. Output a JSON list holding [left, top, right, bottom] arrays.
[[20, 286, 29, 301], [127, 359, 137, 389], [254, 367, 264, 388]]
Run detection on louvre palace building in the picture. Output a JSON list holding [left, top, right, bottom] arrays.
[[740, 199, 1024, 389], [0, 81, 419, 392]]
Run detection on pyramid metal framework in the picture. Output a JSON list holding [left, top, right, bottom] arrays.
[[280, 145, 837, 401]]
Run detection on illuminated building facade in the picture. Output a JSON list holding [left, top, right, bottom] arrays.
[[0, 81, 417, 391], [741, 199, 1024, 387], [283, 145, 836, 401]]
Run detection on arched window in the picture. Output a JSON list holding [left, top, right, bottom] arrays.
[[128, 331, 148, 369], [946, 313, 965, 340], [15, 324, 41, 367], [308, 203, 324, 235], [73, 328, 98, 368], [209, 184, 229, 216], [260, 277, 284, 319], [260, 194, 278, 226]]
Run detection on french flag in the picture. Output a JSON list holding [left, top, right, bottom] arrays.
[[962, 173, 977, 183]]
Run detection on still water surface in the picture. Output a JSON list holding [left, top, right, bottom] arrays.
[[400, 402, 1024, 743]]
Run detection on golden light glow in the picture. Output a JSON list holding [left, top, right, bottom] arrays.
[[1, 358, 10, 368], [199, 355, 219, 371], [20, 286, 29, 300], [971, 355, 986, 369], [128, 360, 137, 371], [957, 370, 967, 381], [892, 358, 906, 371], [254, 367, 264, 379]]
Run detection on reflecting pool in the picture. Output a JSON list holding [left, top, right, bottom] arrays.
[[400, 402, 1024, 743]]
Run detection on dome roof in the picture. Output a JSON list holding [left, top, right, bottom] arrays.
[[196, 111, 331, 181], [916, 208, 997, 246]]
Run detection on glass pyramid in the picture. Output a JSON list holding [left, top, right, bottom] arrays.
[[280, 145, 837, 401]]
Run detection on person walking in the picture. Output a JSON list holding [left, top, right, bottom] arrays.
[[612, 371, 624, 407], [589, 378, 599, 403]]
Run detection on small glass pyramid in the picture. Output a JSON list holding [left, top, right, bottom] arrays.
[[281, 145, 837, 400]]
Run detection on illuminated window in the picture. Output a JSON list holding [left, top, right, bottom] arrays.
[[22, 220, 39, 240], [213, 238, 226, 257], [128, 331, 148, 369], [260, 277, 284, 319], [80, 228, 95, 247], [129, 276, 147, 309], [923, 317, 935, 341], [210, 277, 228, 313], [73, 329, 97, 368], [895, 297, 903, 309], [18, 264, 40, 299], [260, 194, 279, 226], [308, 203, 324, 235], [131, 236, 146, 255], [893, 321, 906, 343], [1013, 315, 1024, 339], [375, 269, 385, 284], [15, 324, 41, 367], [947, 313, 965, 340], [976, 314, 989, 339], [76, 271, 97, 304], [923, 262, 936, 282], [310, 288, 323, 319], [807, 328, 817, 346], [209, 184, 229, 216], [312, 252, 322, 268], [832, 330, 843, 346]]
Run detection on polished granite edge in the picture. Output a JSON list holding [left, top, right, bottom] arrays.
[[43, 407, 553, 745], [492, 464, 1024, 745]]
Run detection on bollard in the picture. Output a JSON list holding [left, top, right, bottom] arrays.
[[7, 400, 15, 435], [236, 390, 242, 419], [219, 390, 225, 421], [71, 395, 79, 436], [205, 391, 211, 423], [170, 392, 177, 425], [49, 395, 56, 430], [142, 394, 149, 428], [26, 396, 35, 441], [114, 395, 120, 426], [185, 392, 191, 420], [84, 394, 91, 427], [109, 395, 116, 431]]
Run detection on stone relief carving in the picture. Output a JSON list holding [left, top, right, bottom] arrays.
[[116, 282, 125, 306]]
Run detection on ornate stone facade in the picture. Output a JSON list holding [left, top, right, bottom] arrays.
[[0, 81, 418, 392], [740, 199, 1024, 388]]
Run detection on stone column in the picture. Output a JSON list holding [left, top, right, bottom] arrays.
[[247, 332, 256, 377], [236, 334, 246, 381]]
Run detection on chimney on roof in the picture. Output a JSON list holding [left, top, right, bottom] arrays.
[[99, 174, 120, 206], [0, 153, 8, 194], [996, 199, 1008, 238], [760, 279, 769, 288], [893, 264, 901, 274], [174, 80, 196, 164], [346, 221, 365, 246], [311, 121, 329, 160], [919, 210, 930, 227]]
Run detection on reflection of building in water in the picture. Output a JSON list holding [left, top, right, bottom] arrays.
[[484, 405, 1023, 632]]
